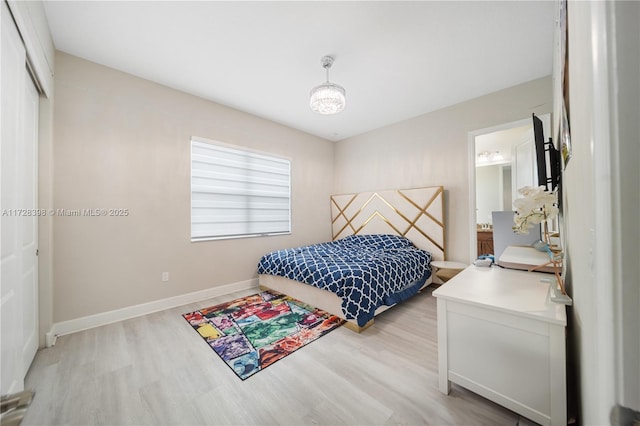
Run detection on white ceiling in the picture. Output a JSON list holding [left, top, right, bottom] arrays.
[[42, 1, 555, 142]]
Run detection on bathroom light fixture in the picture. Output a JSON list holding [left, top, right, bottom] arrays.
[[477, 151, 491, 161], [477, 150, 504, 162], [310, 56, 346, 115]]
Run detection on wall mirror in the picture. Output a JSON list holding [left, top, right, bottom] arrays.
[[468, 113, 551, 261]]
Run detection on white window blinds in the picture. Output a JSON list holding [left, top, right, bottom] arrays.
[[191, 138, 291, 241]]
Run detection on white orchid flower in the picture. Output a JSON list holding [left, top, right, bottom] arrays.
[[512, 187, 559, 235]]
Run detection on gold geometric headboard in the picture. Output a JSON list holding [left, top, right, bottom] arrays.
[[330, 186, 445, 261]]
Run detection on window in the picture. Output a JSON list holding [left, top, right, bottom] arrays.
[[190, 137, 291, 241]]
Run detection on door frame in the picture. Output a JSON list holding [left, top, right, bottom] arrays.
[[467, 116, 533, 263]]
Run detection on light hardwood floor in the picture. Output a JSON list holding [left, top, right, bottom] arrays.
[[22, 286, 537, 425]]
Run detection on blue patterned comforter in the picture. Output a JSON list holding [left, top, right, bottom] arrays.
[[257, 234, 432, 326]]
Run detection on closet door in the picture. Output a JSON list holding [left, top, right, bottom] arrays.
[[21, 66, 40, 381], [1, 2, 39, 394]]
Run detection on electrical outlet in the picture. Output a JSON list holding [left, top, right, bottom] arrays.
[[162, 272, 169, 282]]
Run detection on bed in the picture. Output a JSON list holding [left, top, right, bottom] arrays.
[[258, 186, 445, 332]]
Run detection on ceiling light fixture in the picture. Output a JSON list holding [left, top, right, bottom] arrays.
[[477, 151, 491, 161], [477, 150, 505, 164], [310, 55, 346, 115]]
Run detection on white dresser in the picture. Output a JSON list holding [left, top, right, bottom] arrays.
[[432, 266, 567, 426]]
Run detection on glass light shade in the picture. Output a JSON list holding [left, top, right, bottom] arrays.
[[477, 151, 490, 161], [310, 83, 346, 115]]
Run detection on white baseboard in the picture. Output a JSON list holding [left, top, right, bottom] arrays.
[[45, 279, 258, 347]]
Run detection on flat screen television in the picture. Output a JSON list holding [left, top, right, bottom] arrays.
[[533, 113, 561, 191]]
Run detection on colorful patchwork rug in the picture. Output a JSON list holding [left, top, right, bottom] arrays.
[[182, 290, 344, 380]]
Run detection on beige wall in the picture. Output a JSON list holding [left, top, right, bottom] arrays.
[[53, 52, 334, 322], [52, 54, 552, 323], [333, 76, 552, 263]]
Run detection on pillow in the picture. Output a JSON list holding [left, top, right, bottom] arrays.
[[340, 234, 413, 249]]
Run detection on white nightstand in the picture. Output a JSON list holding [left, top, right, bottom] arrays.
[[431, 260, 467, 283]]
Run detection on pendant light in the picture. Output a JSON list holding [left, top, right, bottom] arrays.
[[310, 55, 346, 115]]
